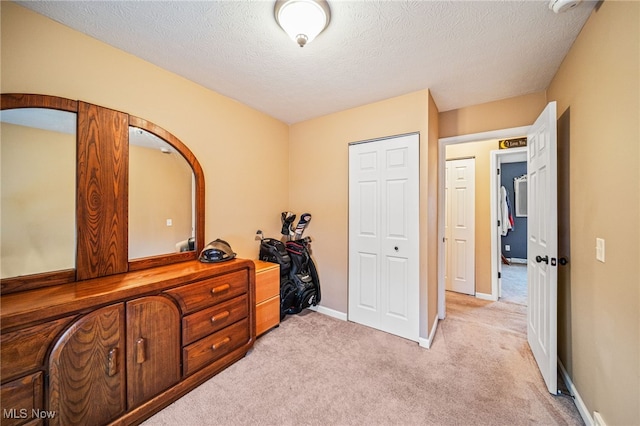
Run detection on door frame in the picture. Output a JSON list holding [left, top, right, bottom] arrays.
[[490, 147, 527, 301], [437, 126, 530, 319]]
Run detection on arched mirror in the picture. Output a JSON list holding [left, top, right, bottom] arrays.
[[126, 115, 205, 272], [129, 126, 195, 259], [0, 94, 205, 293], [1, 107, 77, 279]]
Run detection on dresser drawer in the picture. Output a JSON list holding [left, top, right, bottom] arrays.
[[165, 270, 248, 314], [182, 319, 249, 376], [0, 372, 44, 426], [182, 295, 248, 346], [1, 316, 75, 382], [256, 295, 280, 337], [255, 264, 279, 304]]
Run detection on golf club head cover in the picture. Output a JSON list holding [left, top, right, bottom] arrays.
[[293, 213, 312, 240], [281, 211, 296, 236]]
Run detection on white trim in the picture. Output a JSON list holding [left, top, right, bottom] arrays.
[[593, 412, 607, 426], [490, 152, 500, 301], [419, 315, 439, 349], [439, 126, 531, 146], [438, 126, 530, 320], [475, 292, 497, 301], [307, 305, 347, 321], [558, 360, 592, 426]]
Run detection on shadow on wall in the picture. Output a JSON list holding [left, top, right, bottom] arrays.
[[557, 107, 572, 373]]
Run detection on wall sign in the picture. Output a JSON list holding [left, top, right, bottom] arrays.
[[499, 137, 527, 149]]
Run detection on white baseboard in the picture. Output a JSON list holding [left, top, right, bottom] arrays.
[[476, 292, 497, 301], [558, 360, 592, 426], [419, 315, 439, 349], [307, 304, 347, 321]]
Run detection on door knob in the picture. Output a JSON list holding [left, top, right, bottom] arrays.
[[394, 246, 399, 252], [535, 255, 549, 264], [558, 257, 568, 266]]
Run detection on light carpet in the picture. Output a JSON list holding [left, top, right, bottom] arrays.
[[143, 292, 582, 425]]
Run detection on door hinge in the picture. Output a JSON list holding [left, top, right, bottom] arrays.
[[497, 169, 500, 175], [498, 272, 501, 279], [497, 220, 501, 227]]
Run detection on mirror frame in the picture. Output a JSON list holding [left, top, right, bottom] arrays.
[[0, 93, 205, 293], [127, 115, 205, 271]]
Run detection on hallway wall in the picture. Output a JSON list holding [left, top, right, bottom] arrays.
[[547, 2, 639, 424]]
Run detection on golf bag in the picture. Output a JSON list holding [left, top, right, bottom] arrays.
[[257, 213, 320, 318], [258, 238, 290, 278], [282, 238, 321, 315]]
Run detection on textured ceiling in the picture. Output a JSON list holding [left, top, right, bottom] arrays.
[[16, 0, 596, 124]]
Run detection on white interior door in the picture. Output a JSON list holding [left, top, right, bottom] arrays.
[[527, 102, 558, 394], [348, 133, 419, 341], [445, 158, 475, 295]]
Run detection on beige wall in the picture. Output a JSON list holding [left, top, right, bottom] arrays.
[[1, 2, 290, 260], [426, 93, 439, 332], [289, 90, 437, 334], [0, 123, 76, 277], [439, 92, 547, 138], [547, 2, 639, 425], [445, 139, 498, 295]]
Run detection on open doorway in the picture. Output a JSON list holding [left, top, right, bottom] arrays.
[[437, 126, 530, 319], [493, 148, 528, 306]]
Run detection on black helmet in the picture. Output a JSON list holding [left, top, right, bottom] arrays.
[[199, 239, 236, 263]]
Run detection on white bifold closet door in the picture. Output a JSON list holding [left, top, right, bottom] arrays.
[[348, 133, 419, 341]]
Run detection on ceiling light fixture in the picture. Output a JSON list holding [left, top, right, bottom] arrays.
[[275, 0, 331, 47]]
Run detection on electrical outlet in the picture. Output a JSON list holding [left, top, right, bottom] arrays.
[[505, 245, 511, 251], [166, 218, 173, 227], [596, 238, 605, 262]]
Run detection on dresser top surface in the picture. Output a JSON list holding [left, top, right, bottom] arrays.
[[1, 259, 255, 330]]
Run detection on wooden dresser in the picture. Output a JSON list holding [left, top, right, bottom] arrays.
[[0, 259, 255, 426], [253, 260, 280, 336]]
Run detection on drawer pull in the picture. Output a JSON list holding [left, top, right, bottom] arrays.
[[211, 284, 230, 295], [136, 338, 146, 364], [211, 311, 230, 323], [107, 348, 118, 376], [211, 337, 231, 351]]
